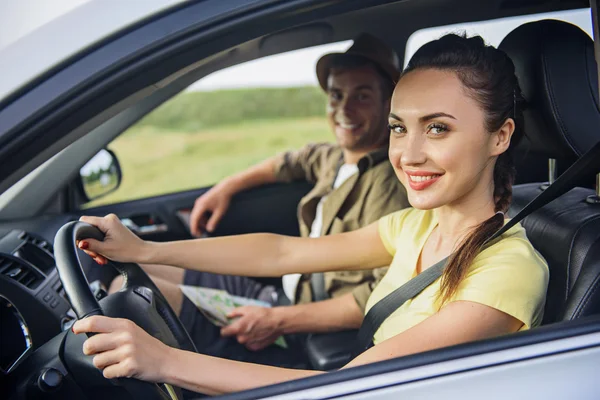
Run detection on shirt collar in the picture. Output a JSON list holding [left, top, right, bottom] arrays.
[[356, 146, 389, 173]]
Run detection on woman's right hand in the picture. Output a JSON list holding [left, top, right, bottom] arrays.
[[78, 214, 150, 265]]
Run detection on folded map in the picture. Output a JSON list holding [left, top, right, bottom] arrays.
[[179, 285, 287, 348]]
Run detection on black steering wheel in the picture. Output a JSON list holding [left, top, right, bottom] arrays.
[[54, 221, 197, 400]]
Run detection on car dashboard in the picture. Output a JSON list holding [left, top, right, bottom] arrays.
[[0, 216, 85, 392]]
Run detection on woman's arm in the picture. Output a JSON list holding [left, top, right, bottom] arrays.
[[78, 214, 391, 277], [73, 300, 522, 395], [166, 350, 322, 395], [343, 300, 523, 368], [73, 316, 323, 395]]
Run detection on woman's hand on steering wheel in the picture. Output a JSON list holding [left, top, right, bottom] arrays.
[[73, 315, 176, 382], [77, 214, 149, 265]]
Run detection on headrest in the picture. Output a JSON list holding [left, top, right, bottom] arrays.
[[499, 19, 600, 159]]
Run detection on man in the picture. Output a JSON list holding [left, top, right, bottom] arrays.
[[123, 33, 409, 367]]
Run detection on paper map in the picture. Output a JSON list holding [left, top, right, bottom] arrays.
[[179, 285, 287, 348]]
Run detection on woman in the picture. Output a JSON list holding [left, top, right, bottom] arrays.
[[73, 34, 548, 395]]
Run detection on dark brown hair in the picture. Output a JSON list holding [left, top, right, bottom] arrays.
[[329, 55, 395, 100], [403, 33, 525, 304]]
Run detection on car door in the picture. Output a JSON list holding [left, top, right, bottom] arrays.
[[78, 183, 312, 243]]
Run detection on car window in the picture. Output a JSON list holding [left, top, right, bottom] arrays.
[[83, 42, 350, 208], [404, 8, 592, 66]]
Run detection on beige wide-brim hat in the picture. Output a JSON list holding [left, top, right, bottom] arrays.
[[316, 33, 401, 91]]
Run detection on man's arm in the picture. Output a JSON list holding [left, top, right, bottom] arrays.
[[190, 143, 332, 236], [221, 293, 363, 350], [278, 293, 364, 333], [190, 157, 279, 235]]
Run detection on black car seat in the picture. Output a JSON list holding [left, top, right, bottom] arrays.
[[499, 19, 600, 324]]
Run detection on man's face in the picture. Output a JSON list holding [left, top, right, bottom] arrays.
[[326, 65, 390, 152]]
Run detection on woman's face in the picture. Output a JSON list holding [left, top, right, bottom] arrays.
[[388, 68, 512, 210]]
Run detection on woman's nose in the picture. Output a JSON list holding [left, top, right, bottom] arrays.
[[399, 135, 427, 166]]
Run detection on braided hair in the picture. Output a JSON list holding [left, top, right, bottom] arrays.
[[403, 33, 525, 304]]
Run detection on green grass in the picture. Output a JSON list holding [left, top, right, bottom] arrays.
[[137, 87, 328, 132], [86, 116, 332, 207]]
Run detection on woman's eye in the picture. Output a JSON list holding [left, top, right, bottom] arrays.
[[428, 123, 448, 136], [388, 124, 406, 135]]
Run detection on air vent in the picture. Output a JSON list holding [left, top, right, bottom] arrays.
[[18, 232, 53, 254], [0, 254, 43, 290], [15, 232, 55, 274]]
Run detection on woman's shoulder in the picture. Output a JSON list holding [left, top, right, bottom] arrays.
[[378, 208, 435, 254], [473, 223, 549, 278]]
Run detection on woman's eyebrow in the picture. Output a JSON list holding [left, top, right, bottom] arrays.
[[388, 112, 457, 122], [420, 112, 456, 122], [389, 112, 402, 121]]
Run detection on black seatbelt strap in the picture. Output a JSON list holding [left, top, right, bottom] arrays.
[[353, 256, 447, 357], [353, 141, 600, 357]]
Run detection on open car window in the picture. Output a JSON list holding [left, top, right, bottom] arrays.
[[81, 42, 355, 208]]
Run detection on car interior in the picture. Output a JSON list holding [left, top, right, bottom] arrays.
[[1, 0, 600, 399]]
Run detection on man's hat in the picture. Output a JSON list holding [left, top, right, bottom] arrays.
[[316, 33, 401, 91]]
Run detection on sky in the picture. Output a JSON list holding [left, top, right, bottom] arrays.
[[0, 2, 592, 92]]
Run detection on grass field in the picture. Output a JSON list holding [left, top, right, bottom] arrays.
[[137, 86, 327, 132], [87, 116, 332, 207]]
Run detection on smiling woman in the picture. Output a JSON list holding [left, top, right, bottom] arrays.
[[1, 1, 599, 399], [71, 33, 548, 396]]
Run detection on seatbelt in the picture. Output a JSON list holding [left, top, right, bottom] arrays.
[[353, 140, 600, 357]]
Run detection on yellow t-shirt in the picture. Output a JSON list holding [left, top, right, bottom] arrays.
[[365, 208, 549, 345]]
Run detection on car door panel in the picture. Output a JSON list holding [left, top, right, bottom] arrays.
[[80, 182, 311, 238], [77, 182, 312, 286]]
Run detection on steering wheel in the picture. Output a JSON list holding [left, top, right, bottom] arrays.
[[54, 221, 197, 400]]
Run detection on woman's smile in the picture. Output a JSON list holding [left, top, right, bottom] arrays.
[[404, 170, 443, 190]]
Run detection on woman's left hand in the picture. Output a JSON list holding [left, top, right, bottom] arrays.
[[72, 316, 175, 382]]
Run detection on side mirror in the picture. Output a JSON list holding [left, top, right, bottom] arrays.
[[79, 149, 122, 202]]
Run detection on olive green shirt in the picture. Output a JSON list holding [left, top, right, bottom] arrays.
[[273, 143, 410, 311]]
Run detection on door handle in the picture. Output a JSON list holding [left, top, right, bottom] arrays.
[[121, 217, 168, 236]]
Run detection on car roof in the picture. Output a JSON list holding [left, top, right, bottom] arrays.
[[0, 0, 589, 103], [0, 0, 185, 101]]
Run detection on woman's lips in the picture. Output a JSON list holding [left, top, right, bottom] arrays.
[[405, 171, 442, 191]]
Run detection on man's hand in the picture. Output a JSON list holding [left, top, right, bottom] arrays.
[[220, 306, 284, 351], [189, 183, 234, 237]]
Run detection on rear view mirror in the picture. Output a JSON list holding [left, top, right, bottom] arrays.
[[79, 149, 122, 201]]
